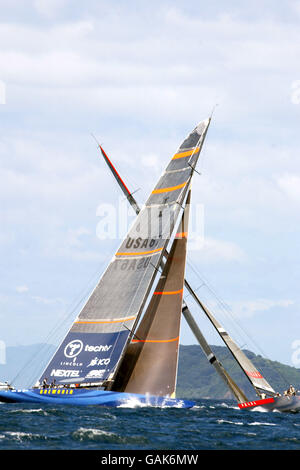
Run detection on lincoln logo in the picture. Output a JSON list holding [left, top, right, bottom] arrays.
[[64, 339, 83, 358]]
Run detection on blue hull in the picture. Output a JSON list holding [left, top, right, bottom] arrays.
[[0, 388, 194, 408]]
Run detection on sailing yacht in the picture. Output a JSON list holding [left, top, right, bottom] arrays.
[[0, 119, 209, 407], [97, 128, 300, 413], [0, 118, 299, 412]]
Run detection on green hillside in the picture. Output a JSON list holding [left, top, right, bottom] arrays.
[[177, 344, 300, 400]]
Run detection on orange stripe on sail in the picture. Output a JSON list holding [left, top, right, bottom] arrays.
[[175, 232, 188, 238], [132, 336, 179, 343], [75, 315, 136, 325], [116, 247, 163, 257], [154, 289, 183, 296], [172, 147, 200, 160], [152, 181, 187, 194]]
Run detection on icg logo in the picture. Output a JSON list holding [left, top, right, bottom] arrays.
[[64, 339, 83, 358]]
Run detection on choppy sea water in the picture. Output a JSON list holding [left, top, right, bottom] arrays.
[[0, 398, 299, 451]]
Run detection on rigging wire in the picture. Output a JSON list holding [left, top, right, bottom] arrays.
[[11, 256, 111, 388], [186, 260, 247, 345], [186, 257, 291, 388]]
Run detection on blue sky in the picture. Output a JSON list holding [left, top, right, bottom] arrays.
[[1, 0, 300, 368]]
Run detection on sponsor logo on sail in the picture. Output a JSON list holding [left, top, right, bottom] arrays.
[[86, 370, 106, 378], [85, 344, 112, 352], [245, 370, 263, 379], [87, 356, 111, 367], [64, 340, 83, 358], [125, 238, 158, 249], [50, 369, 80, 377]]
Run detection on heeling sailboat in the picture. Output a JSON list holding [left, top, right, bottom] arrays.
[[98, 144, 249, 404], [97, 134, 300, 413], [0, 119, 211, 407]]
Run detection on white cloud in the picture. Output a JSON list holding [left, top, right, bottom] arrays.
[[230, 299, 294, 318], [290, 80, 300, 105], [141, 154, 160, 168], [0, 7, 299, 123], [33, 0, 70, 18], [31, 295, 64, 305], [194, 237, 246, 263], [67, 227, 91, 248], [277, 174, 300, 203], [16, 285, 29, 293], [42, 226, 106, 262], [293, 1, 300, 17]]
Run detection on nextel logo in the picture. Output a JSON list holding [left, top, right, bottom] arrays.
[[64, 339, 83, 358], [51, 369, 80, 377]]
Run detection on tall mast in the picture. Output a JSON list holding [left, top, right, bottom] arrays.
[[181, 300, 248, 403]]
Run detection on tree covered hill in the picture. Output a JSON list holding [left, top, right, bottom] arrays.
[[177, 344, 300, 400]]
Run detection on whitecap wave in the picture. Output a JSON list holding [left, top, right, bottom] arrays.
[[11, 408, 47, 415], [220, 402, 239, 410], [117, 395, 186, 409], [249, 421, 276, 426], [250, 406, 269, 413], [4, 431, 44, 441], [72, 427, 124, 443], [117, 397, 149, 408], [73, 427, 116, 439], [217, 419, 244, 426]]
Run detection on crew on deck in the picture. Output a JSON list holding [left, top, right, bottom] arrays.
[[284, 384, 297, 396], [42, 378, 49, 389]]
